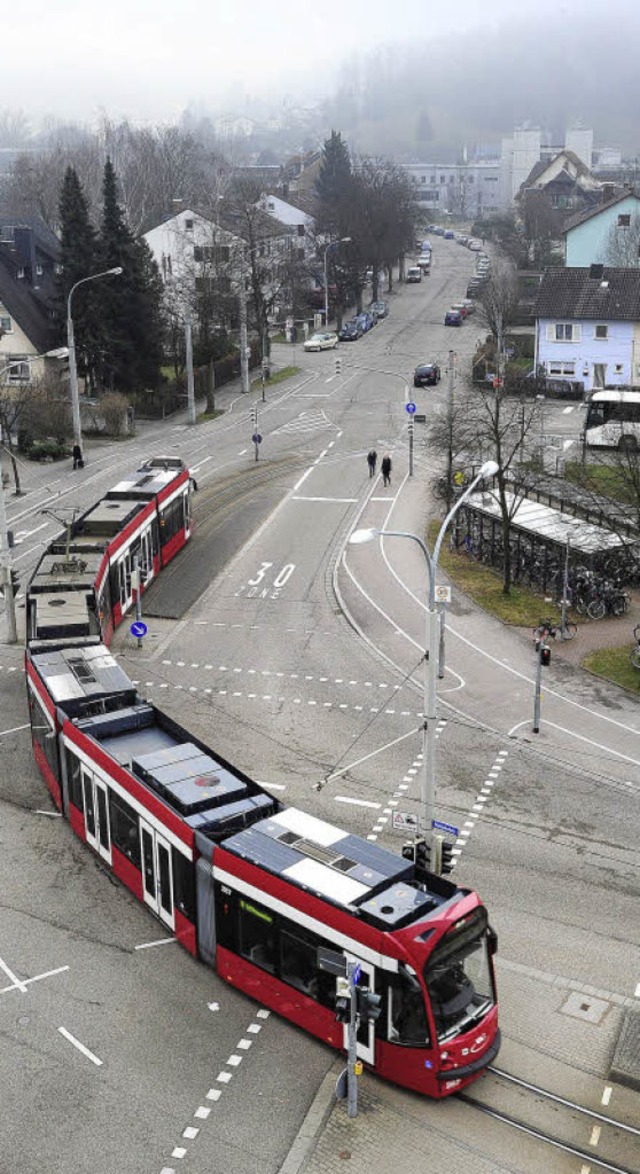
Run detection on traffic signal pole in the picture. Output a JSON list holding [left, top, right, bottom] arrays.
[[347, 961, 359, 1119], [0, 473, 17, 643]]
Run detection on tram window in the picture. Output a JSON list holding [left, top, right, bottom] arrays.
[[65, 748, 83, 810], [238, 897, 276, 974], [173, 849, 196, 921], [160, 498, 183, 543], [388, 971, 430, 1047], [110, 792, 141, 868], [280, 930, 318, 998], [28, 689, 58, 780]]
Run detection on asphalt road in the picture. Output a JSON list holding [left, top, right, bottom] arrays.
[[1, 238, 639, 1174]]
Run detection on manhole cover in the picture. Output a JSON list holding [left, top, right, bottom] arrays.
[[561, 990, 609, 1024]]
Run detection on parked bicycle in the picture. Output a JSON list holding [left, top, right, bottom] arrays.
[[631, 625, 640, 671], [533, 614, 578, 643], [585, 577, 630, 620]]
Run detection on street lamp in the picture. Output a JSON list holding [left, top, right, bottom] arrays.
[[323, 237, 351, 328], [349, 459, 499, 870], [67, 267, 123, 463]]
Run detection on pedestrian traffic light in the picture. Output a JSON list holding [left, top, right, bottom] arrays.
[[441, 840, 455, 875], [335, 994, 351, 1023], [10, 569, 20, 597], [402, 840, 416, 863], [356, 986, 382, 1023], [540, 645, 551, 667], [335, 356, 342, 375], [415, 837, 431, 871]]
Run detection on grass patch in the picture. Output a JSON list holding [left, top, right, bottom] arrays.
[[428, 520, 566, 627], [583, 646, 640, 692], [197, 409, 225, 422], [564, 460, 636, 504], [250, 365, 299, 391]]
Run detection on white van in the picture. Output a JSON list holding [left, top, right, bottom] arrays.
[[406, 266, 422, 283]]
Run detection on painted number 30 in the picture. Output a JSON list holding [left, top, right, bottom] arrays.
[[238, 562, 296, 599]]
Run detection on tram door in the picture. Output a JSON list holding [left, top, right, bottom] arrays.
[[343, 956, 376, 1066], [139, 528, 154, 587], [140, 820, 174, 930], [81, 769, 112, 864], [118, 550, 133, 615]]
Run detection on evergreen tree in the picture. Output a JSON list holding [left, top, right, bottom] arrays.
[[55, 167, 102, 387], [315, 131, 353, 238], [97, 157, 164, 392]]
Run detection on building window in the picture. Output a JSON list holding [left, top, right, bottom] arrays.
[[440, 175, 446, 184], [553, 323, 580, 341], [297, 223, 305, 237], [0, 316, 12, 333], [421, 176, 426, 184], [7, 359, 30, 383], [184, 218, 194, 231], [614, 364, 624, 374], [548, 361, 576, 377], [0, 226, 15, 242], [595, 324, 608, 340], [17, 267, 25, 279], [36, 264, 43, 276], [618, 214, 631, 227]]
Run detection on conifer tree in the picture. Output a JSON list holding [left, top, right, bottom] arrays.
[[97, 157, 164, 392], [56, 167, 102, 388]]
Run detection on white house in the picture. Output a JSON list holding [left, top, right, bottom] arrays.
[[258, 191, 316, 264], [534, 265, 640, 392]]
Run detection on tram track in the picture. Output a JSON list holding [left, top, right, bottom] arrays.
[[459, 1065, 640, 1174]]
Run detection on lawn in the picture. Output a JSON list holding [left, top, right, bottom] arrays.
[[582, 646, 640, 692], [250, 365, 299, 392], [564, 460, 638, 504]]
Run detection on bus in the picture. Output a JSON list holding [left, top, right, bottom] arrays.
[[23, 455, 500, 1100], [583, 389, 640, 450]]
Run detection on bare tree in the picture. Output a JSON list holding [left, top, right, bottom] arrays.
[[604, 214, 640, 268]]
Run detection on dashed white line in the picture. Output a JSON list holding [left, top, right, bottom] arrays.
[[58, 1026, 102, 1066]]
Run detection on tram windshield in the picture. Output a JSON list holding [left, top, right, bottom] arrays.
[[423, 910, 495, 1042]]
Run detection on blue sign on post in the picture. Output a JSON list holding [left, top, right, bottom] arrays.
[[130, 621, 148, 639], [351, 963, 362, 987], [406, 402, 417, 414], [432, 819, 459, 837], [252, 433, 262, 444]]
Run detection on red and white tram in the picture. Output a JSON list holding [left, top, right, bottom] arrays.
[[24, 455, 500, 1098]]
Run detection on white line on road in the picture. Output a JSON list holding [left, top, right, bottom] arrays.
[[0, 723, 30, 738], [134, 937, 178, 950], [508, 717, 640, 767], [334, 796, 382, 809], [0, 955, 27, 993], [58, 1026, 103, 1066], [292, 496, 357, 503]]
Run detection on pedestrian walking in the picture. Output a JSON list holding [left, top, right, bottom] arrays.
[[367, 449, 377, 477], [72, 443, 84, 470], [381, 454, 392, 486]]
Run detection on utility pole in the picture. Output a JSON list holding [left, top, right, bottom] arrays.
[[185, 320, 196, 425], [0, 474, 17, 643], [239, 285, 250, 395]]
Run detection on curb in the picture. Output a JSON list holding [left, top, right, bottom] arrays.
[[277, 1059, 343, 1174]]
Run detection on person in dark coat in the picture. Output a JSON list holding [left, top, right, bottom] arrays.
[[72, 443, 84, 470], [381, 454, 392, 486], [367, 449, 377, 477]]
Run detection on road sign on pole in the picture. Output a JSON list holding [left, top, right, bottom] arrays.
[[406, 402, 417, 414]]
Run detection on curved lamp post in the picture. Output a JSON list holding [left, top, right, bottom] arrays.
[[323, 237, 351, 328], [67, 267, 123, 461], [350, 459, 499, 869]]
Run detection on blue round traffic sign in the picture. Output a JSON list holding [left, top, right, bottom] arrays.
[[130, 621, 148, 638], [406, 402, 417, 414], [252, 434, 262, 444]]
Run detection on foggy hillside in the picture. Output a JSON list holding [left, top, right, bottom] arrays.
[[323, 10, 640, 159]]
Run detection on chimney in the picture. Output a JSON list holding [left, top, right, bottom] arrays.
[[601, 183, 615, 203]]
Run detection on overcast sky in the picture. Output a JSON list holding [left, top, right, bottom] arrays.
[[7, 0, 568, 125]]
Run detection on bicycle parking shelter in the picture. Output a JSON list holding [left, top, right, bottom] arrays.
[[453, 489, 632, 591]]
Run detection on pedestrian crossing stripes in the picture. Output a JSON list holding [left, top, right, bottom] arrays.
[[271, 409, 336, 435]]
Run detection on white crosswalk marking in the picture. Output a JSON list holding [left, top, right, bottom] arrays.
[[272, 410, 336, 435]]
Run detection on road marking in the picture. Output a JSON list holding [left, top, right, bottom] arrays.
[[134, 937, 178, 950], [0, 955, 27, 993], [601, 1086, 612, 1106], [292, 496, 358, 503], [334, 796, 381, 809], [0, 723, 30, 738], [58, 1026, 103, 1066]]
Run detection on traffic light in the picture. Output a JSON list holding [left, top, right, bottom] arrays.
[[402, 841, 416, 863], [415, 837, 431, 871], [540, 645, 551, 667], [10, 569, 20, 597], [335, 994, 351, 1023], [441, 840, 455, 875], [335, 356, 342, 375], [357, 986, 382, 1023]]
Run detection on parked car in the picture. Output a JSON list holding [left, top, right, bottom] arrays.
[[445, 310, 463, 326], [356, 311, 375, 332], [417, 255, 431, 273], [413, 362, 441, 387], [370, 300, 389, 318], [467, 282, 486, 299], [304, 331, 338, 351], [338, 321, 362, 342], [457, 235, 469, 246], [450, 302, 469, 319], [406, 266, 422, 283], [444, 229, 455, 239], [461, 298, 476, 314]]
